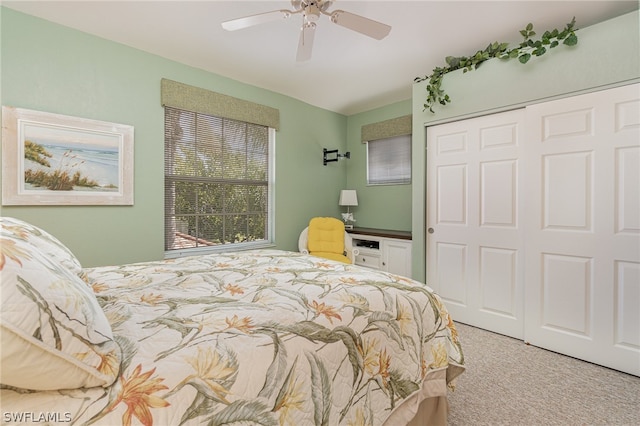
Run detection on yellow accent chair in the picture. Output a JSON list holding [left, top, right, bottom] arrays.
[[298, 217, 359, 264]]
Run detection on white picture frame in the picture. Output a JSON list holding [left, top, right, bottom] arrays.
[[2, 106, 134, 205]]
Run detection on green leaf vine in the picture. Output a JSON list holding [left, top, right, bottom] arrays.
[[414, 18, 578, 113]]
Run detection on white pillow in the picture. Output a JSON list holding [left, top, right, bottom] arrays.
[[0, 217, 121, 390], [0, 216, 83, 276]]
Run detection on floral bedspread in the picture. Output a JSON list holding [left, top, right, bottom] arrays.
[[1, 249, 464, 425]]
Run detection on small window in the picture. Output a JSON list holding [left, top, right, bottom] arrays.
[[366, 134, 411, 185]]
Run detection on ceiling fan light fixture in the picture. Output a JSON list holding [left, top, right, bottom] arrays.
[[305, 11, 320, 22]]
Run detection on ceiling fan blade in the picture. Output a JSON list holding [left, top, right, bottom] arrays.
[[296, 22, 316, 62], [329, 10, 391, 40], [221, 9, 292, 31]]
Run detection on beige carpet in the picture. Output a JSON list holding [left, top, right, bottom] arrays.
[[447, 323, 640, 425]]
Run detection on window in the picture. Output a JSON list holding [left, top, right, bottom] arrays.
[[164, 107, 274, 256], [366, 134, 411, 185]]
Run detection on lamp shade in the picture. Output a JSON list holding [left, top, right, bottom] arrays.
[[339, 190, 358, 206]]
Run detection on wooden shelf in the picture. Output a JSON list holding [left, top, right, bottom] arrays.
[[347, 227, 411, 241]]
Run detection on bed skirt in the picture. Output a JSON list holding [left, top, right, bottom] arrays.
[[384, 366, 461, 425], [408, 396, 449, 426]]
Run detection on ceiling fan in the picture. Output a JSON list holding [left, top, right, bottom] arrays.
[[221, 0, 391, 62]]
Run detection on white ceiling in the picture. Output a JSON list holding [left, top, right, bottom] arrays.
[[3, 0, 637, 115]]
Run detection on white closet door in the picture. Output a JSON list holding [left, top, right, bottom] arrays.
[[524, 84, 640, 376], [426, 109, 526, 339]]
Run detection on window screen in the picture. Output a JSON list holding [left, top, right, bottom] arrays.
[[164, 107, 273, 254], [366, 134, 411, 185]]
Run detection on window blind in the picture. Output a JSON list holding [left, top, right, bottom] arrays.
[[367, 134, 411, 185], [164, 107, 271, 252]]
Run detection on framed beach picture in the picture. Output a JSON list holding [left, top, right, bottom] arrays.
[[2, 106, 134, 205]]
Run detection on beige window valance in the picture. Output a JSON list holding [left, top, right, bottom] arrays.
[[361, 114, 412, 142], [161, 78, 280, 131]]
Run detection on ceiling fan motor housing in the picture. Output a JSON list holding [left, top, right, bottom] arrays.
[[292, 0, 334, 12], [296, 0, 333, 22]]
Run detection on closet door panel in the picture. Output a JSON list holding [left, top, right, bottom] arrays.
[[427, 109, 526, 339], [615, 261, 640, 350], [524, 83, 640, 376], [616, 146, 640, 234], [480, 160, 517, 227], [543, 151, 593, 231], [541, 253, 593, 337], [479, 247, 518, 318], [435, 242, 467, 306]]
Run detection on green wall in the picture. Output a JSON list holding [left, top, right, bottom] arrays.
[[411, 10, 640, 281], [0, 7, 356, 267], [345, 99, 413, 231]]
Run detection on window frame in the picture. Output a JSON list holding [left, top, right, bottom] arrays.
[[164, 109, 276, 259]]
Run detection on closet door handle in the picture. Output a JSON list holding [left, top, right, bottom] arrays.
[[428, 228, 434, 234]]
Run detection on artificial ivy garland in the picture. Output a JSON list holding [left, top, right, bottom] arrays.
[[415, 18, 578, 113]]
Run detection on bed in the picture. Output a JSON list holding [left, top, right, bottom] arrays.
[[0, 216, 464, 425]]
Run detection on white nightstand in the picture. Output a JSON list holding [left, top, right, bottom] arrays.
[[347, 228, 412, 278]]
